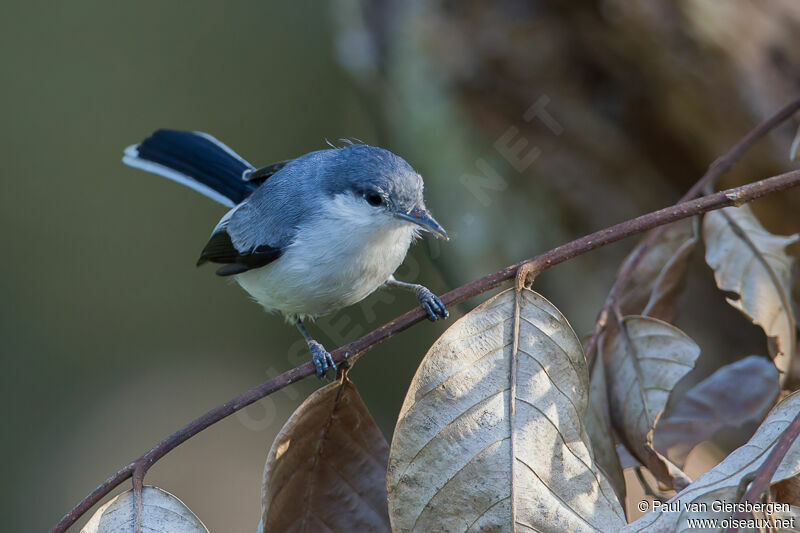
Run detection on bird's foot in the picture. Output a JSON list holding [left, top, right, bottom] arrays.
[[309, 340, 336, 379], [415, 286, 449, 321]]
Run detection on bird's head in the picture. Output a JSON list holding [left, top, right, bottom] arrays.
[[322, 144, 448, 239]]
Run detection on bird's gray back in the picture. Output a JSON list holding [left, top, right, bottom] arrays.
[[225, 149, 329, 251]]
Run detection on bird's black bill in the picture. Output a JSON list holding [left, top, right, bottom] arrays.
[[395, 208, 448, 240]]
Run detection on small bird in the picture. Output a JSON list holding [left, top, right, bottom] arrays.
[[123, 130, 449, 377]]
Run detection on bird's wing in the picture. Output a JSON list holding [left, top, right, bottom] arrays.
[[197, 147, 340, 276], [197, 228, 282, 277], [196, 157, 311, 277], [243, 160, 291, 183]]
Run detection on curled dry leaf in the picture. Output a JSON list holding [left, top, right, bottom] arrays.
[[775, 475, 800, 506], [703, 204, 799, 382], [81, 486, 207, 533], [604, 316, 700, 490], [617, 218, 698, 322], [387, 288, 626, 533], [259, 377, 391, 533], [623, 390, 800, 533], [654, 355, 779, 465], [585, 347, 627, 504]]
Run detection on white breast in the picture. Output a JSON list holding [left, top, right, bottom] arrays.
[[234, 194, 418, 319]]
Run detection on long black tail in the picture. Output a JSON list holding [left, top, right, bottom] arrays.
[[123, 129, 257, 206]]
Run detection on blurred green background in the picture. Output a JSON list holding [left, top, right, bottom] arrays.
[[2, 1, 800, 531]]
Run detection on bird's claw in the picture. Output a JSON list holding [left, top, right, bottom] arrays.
[[309, 340, 336, 379], [416, 286, 449, 322]]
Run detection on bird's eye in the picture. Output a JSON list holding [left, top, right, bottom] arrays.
[[365, 192, 383, 207]]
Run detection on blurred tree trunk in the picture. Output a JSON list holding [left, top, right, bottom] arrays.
[[332, 0, 800, 457]]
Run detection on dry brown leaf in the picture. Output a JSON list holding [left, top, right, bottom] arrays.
[[81, 486, 207, 533], [387, 288, 626, 532], [604, 316, 700, 490], [775, 475, 800, 506], [703, 204, 799, 382], [259, 377, 391, 533], [585, 345, 627, 505], [623, 390, 800, 532], [654, 355, 779, 465], [617, 218, 698, 322]]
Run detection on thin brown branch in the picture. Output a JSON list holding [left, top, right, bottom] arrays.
[[51, 169, 800, 532], [583, 95, 800, 365], [723, 411, 800, 533], [54, 463, 135, 531]]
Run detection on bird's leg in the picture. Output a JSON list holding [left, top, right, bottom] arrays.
[[386, 276, 449, 321], [294, 318, 336, 379]]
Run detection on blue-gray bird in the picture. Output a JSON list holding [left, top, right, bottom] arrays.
[[123, 130, 449, 377]]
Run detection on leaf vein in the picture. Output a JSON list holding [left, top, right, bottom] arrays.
[[409, 438, 510, 532]]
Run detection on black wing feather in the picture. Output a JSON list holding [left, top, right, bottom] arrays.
[[197, 230, 282, 277], [244, 160, 290, 183]]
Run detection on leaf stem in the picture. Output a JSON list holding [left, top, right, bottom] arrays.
[[723, 411, 800, 533]]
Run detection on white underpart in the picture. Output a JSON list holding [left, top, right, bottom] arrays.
[[235, 193, 418, 318], [122, 144, 236, 207]]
